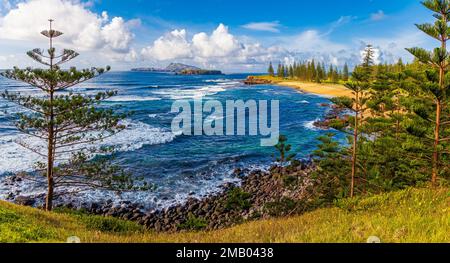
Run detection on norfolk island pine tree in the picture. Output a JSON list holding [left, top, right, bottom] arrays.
[[1, 20, 148, 211]]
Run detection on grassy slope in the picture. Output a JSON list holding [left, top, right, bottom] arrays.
[[0, 187, 448, 243]]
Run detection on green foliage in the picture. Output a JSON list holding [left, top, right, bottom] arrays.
[[268, 62, 274, 77], [225, 187, 252, 211], [312, 133, 351, 202], [274, 135, 296, 170], [268, 61, 346, 83], [178, 213, 208, 231], [282, 174, 299, 187], [404, 0, 450, 186]]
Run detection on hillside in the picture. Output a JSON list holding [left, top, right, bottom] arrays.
[[0, 187, 448, 243]]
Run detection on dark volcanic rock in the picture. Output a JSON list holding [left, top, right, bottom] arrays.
[[27, 162, 317, 233]]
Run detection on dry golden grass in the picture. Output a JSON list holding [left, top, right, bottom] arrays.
[[1, 187, 448, 243]]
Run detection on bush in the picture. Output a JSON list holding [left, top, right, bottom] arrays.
[[282, 174, 298, 187], [225, 187, 251, 211], [178, 213, 207, 231]]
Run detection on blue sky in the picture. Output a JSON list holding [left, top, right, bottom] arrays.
[[0, 0, 437, 72]]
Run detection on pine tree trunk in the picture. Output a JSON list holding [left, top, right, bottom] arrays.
[[350, 92, 359, 198], [45, 91, 55, 211], [433, 11, 448, 187], [432, 99, 441, 187], [45, 175, 54, 211], [45, 29, 56, 212]]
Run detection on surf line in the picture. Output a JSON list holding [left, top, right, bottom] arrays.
[[171, 99, 280, 146]]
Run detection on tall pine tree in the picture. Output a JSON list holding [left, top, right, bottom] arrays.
[[268, 62, 275, 77], [406, 0, 450, 186], [343, 63, 350, 81], [1, 20, 147, 211]]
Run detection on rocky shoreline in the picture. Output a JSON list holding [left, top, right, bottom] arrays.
[[244, 76, 273, 85], [3, 161, 318, 232], [313, 103, 347, 129]]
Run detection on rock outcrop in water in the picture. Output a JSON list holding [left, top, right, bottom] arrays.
[[131, 63, 222, 75], [313, 104, 348, 129], [177, 69, 223, 75], [244, 76, 273, 85]]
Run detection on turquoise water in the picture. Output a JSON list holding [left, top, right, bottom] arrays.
[[0, 72, 335, 208]]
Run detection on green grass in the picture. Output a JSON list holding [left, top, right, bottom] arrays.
[[0, 187, 448, 243]]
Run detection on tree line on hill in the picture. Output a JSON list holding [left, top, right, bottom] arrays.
[[268, 60, 350, 83]]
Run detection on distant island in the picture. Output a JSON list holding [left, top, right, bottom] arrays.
[[131, 63, 223, 75]]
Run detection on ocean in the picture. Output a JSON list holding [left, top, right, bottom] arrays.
[[0, 72, 335, 209]]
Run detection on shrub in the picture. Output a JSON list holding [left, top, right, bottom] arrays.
[[225, 187, 251, 211], [178, 213, 207, 231], [282, 175, 298, 187]]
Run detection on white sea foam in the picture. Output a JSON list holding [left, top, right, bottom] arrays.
[[152, 85, 226, 100], [0, 162, 269, 210], [0, 120, 175, 175], [204, 79, 229, 83], [105, 95, 162, 102], [303, 119, 320, 130]]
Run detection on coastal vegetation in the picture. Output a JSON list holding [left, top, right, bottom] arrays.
[[312, 0, 450, 201], [0, 186, 447, 242], [269, 60, 349, 84]]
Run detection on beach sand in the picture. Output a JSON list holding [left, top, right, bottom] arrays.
[[246, 76, 352, 98], [277, 80, 352, 98]]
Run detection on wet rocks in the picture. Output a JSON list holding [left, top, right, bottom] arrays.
[[2, 162, 317, 233], [88, 162, 317, 232], [314, 104, 347, 129]]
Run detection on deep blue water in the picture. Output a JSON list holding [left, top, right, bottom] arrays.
[[0, 72, 335, 208]]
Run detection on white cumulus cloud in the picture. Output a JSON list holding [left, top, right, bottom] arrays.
[[192, 24, 241, 58], [142, 24, 244, 63], [141, 29, 192, 60], [0, 0, 138, 60]]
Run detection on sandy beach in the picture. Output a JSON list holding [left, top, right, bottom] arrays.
[[245, 76, 352, 98], [277, 80, 352, 98]]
